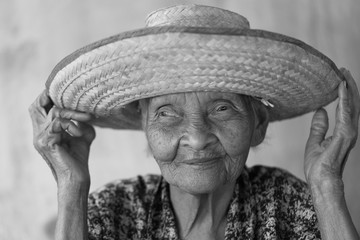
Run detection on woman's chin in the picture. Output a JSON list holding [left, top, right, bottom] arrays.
[[177, 181, 224, 195], [165, 166, 230, 195]]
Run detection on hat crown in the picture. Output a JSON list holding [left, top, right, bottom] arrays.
[[146, 4, 250, 29]]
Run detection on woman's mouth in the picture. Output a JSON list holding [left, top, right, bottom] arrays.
[[177, 157, 224, 169]]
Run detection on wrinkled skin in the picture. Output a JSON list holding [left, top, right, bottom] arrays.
[[303, 69, 360, 240], [29, 68, 360, 240], [29, 90, 95, 189], [140, 92, 268, 194], [29, 90, 95, 239], [305, 69, 360, 189]]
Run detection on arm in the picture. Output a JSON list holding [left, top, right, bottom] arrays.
[[309, 179, 358, 240], [56, 184, 90, 239], [304, 69, 360, 239], [29, 90, 96, 240]]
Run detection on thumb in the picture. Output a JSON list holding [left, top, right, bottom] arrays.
[[306, 108, 329, 149]]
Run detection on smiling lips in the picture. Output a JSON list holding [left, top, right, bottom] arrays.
[[181, 157, 223, 165]]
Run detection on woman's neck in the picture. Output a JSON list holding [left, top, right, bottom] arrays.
[[169, 182, 235, 240]]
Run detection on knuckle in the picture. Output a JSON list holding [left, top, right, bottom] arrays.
[[33, 136, 47, 150], [28, 103, 35, 114], [33, 138, 40, 149], [51, 117, 63, 131], [310, 122, 325, 133], [59, 108, 73, 119], [311, 122, 321, 129], [89, 127, 96, 140], [47, 107, 56, 118], [54, 116, 65, 125], [83, 124, 96, 142], [338, 109, 352, 123], [49, 106, 61, 118], [338, 128, 357, 146], [28, 101, 42, 115], [53, 116, 61, 123], [343, 104, 352, 114], [59, 109, 67, 118], [348, 130, 358, 142]]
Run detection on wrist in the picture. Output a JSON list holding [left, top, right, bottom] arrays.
[[57, 186, 89, 221], [57, 181, 90, 205], [56, 185, 89, 240], [309, 178, 345, 205], [57, 173, 90, 192]]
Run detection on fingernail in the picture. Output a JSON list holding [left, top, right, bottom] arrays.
[[343, 81, 347, 89], [71, 119, 79, 127], [65, 128, 74, 137]]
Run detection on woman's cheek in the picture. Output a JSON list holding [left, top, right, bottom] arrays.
[[219, 123, 252, 157], [147, 125, 179, 163]]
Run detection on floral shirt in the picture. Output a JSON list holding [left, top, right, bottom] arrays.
[[88, 165, 320, 239]]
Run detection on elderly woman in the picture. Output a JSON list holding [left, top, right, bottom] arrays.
[[29, 5, 359, 240]]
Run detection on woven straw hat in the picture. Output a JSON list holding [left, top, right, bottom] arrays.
[[46, 4, 344, 129]]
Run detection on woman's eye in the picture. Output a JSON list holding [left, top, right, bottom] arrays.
[[216, 105, 229, 112], [210, 103, 239, 119], [159, 111, 173, 117], [157, 107, 178, 118]]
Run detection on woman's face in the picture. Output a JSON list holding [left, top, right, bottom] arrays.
[[142, 92, 256, 194]]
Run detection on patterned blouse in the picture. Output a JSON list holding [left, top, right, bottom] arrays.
[[88, 165, 321, 239]]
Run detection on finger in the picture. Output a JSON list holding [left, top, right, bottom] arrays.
[[35, 90, 54, 117], [306, 108, 329, 150], [49, 117, 82, 137], [334, 80, 355, 143], [39, 89, 54, 114], [29, 90, 54, 125], [36, 118, 80, 150], [328, 79, 357, 166], [337, 80, 351, 124], [64, 120, 93, 138], [48, 118, 95, 141], [320, 136, 333, 150], [321, 132, 349, 174], [340, 68, 360, 124], [49, 107, 93, 122], [76, 121, 96, 144]]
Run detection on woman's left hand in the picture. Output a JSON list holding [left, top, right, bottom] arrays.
[[304, 68, 360, 192]]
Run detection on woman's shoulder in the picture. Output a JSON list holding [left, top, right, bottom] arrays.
[[88, 175, 162, 238], [244, 165, 320, 238], [88, 174, 162, 209], [246, 165, 308, 192], [91, 174, 162, 193], [245, 165, 314, 208]]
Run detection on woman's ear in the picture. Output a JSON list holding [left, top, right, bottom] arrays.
[[250, 101, 269, 147]]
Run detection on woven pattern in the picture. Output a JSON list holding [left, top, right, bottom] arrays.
[[146, 4, 249, 29], [47, 5, 343, 129]]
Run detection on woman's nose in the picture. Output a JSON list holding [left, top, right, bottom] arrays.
[[180, 122, 218, 150]]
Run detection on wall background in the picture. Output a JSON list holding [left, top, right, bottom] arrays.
[[0, 0, 359, 239]]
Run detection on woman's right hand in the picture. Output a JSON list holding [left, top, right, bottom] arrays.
[[29, 90, 96, 190]]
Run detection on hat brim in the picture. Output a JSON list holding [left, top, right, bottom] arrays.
[[46, 26, 344, 129]]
